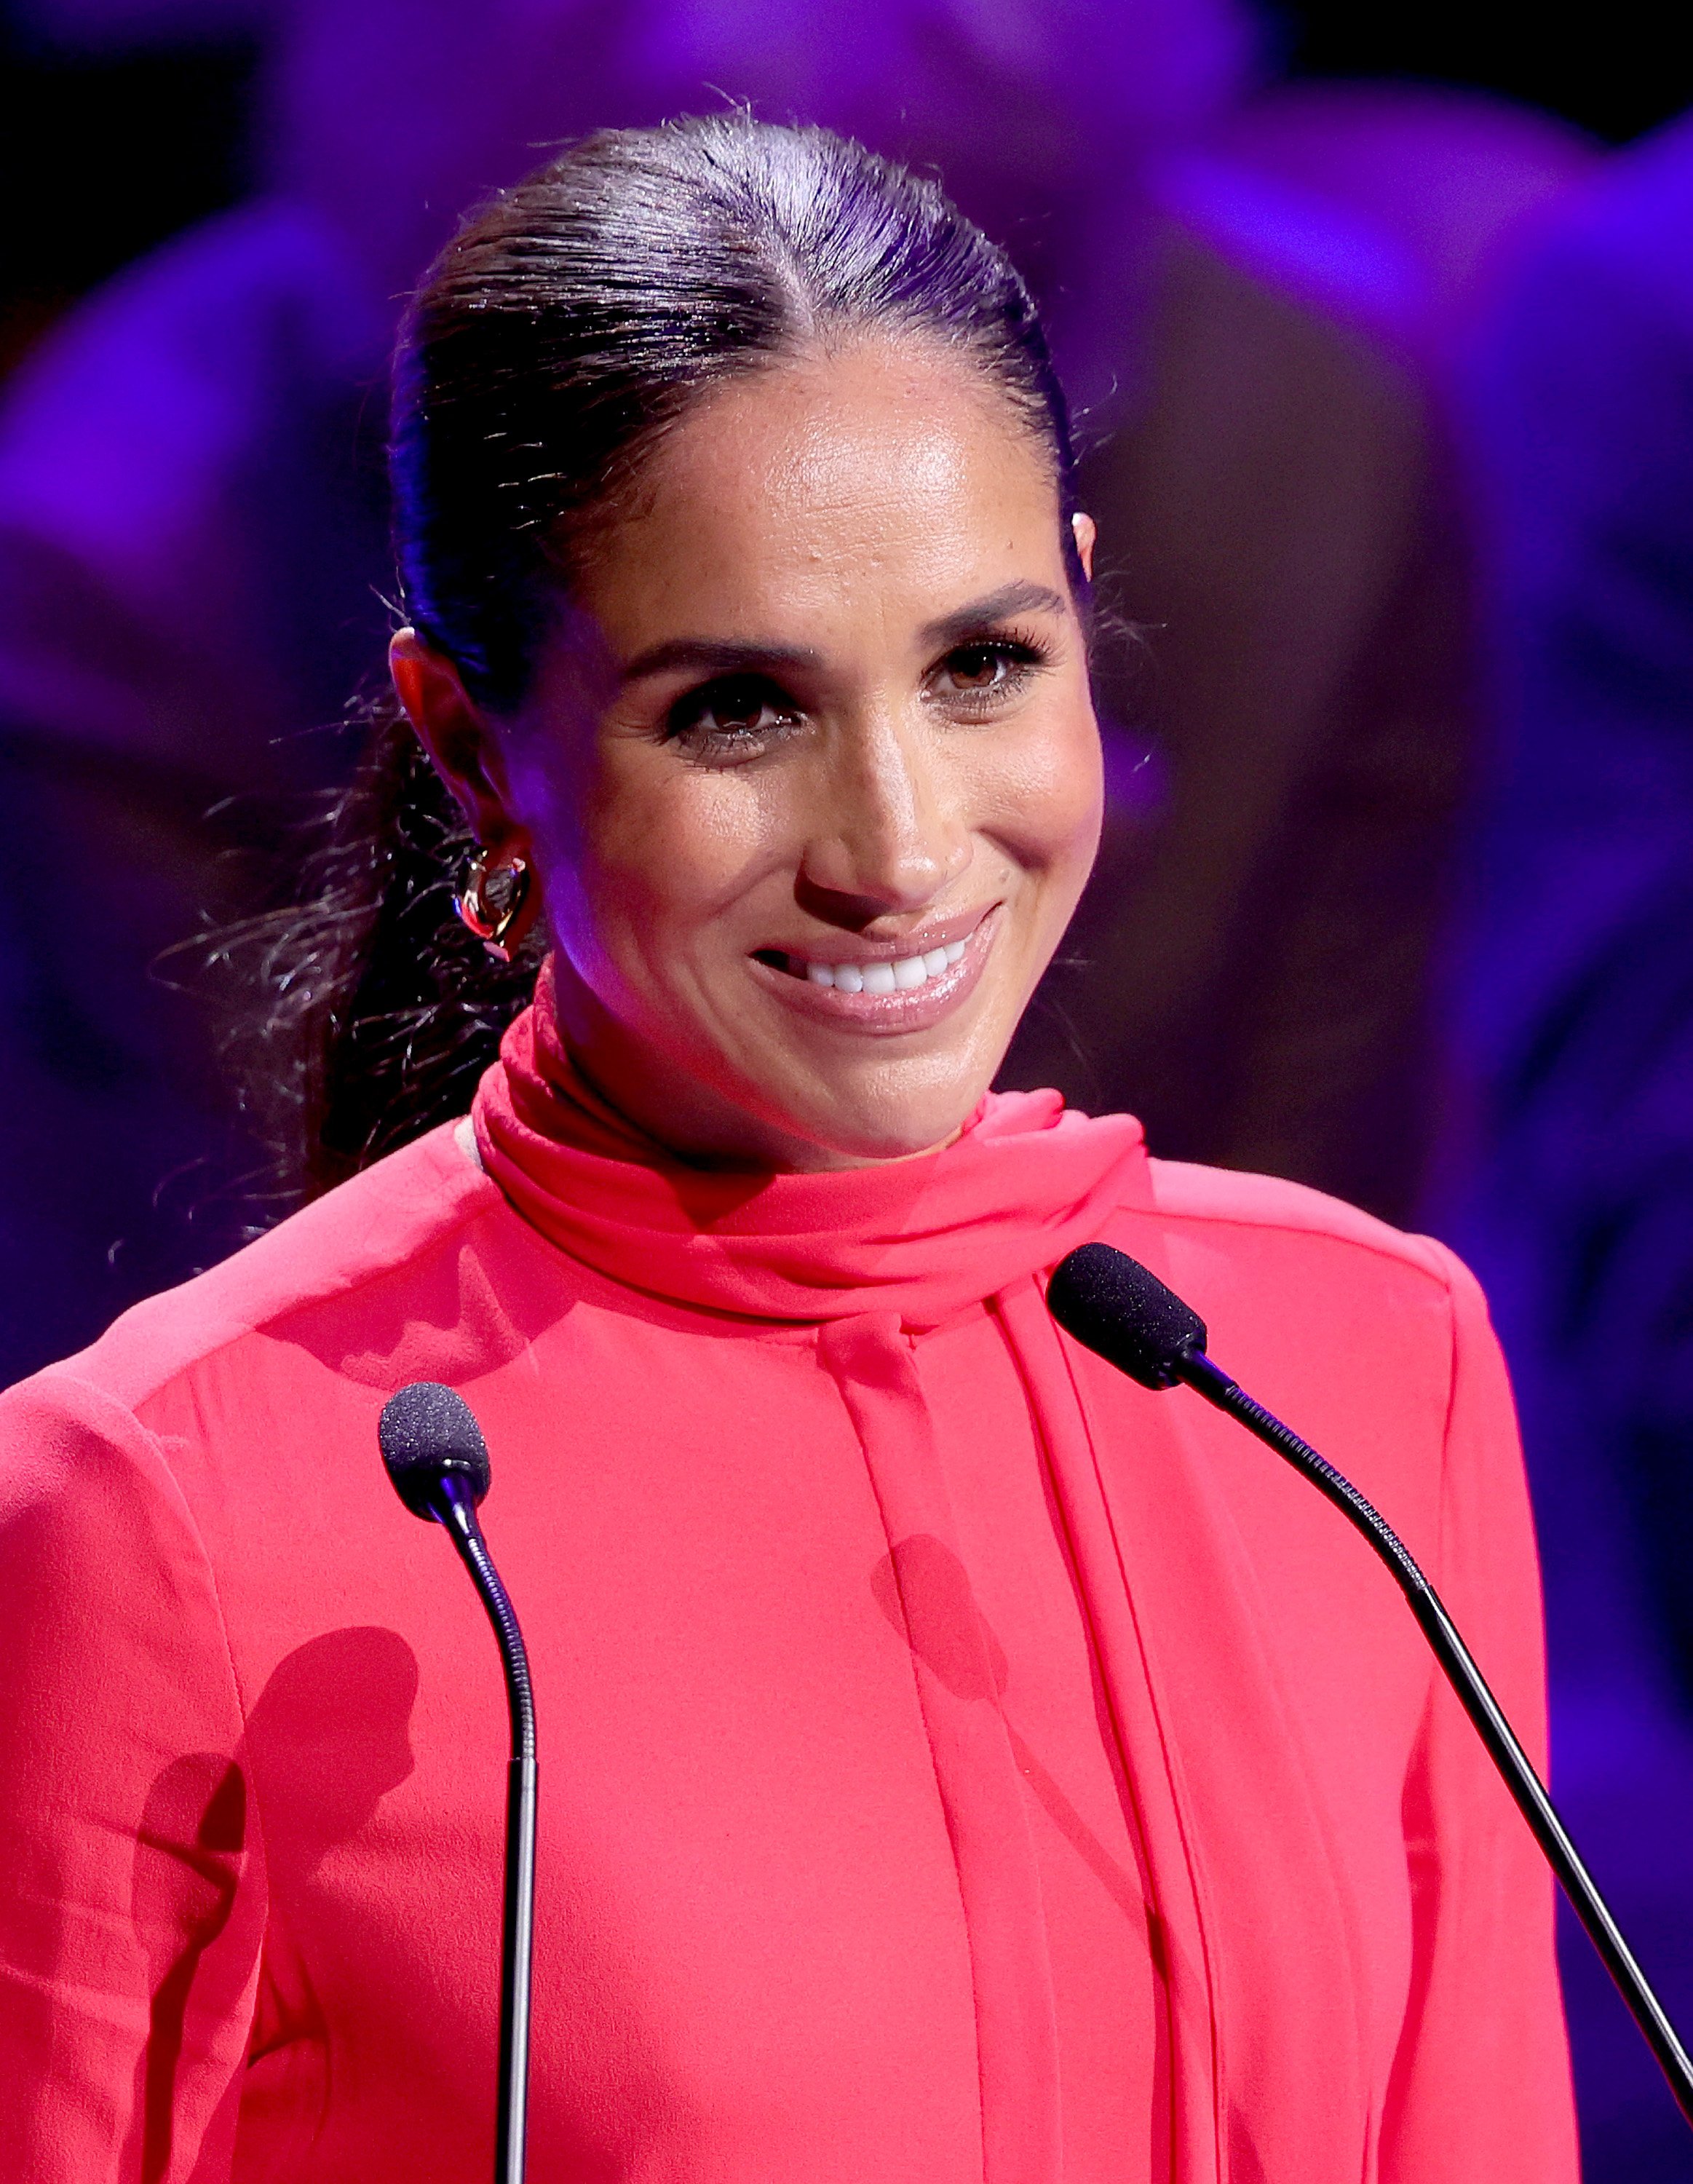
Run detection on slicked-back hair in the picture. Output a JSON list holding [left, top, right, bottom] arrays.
[[392, 114, 1082, 710]]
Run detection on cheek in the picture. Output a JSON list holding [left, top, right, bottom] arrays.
[[972, 700, 1104, 879], [568, 759, 789, 950]]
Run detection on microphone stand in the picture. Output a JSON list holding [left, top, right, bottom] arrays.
[[433, 1475, 539, 2184], [1173, 1345, 1693, 2126]]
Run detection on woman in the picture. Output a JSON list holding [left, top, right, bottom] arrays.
[[0, 118, 1574, 2181]]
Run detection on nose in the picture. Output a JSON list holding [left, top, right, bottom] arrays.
[[797, 710, 971, 918]]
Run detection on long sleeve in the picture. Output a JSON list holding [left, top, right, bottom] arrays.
[[1379, 1244, 1578, 2178], [0, 1370, 261, 2183]]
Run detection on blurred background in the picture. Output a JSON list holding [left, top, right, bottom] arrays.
[[4, 0, 1693, 2167]]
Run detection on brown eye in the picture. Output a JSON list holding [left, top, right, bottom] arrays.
[[944, 644, 1012, 691], [667, 673, 803, 749], [931, 636, 1044, 704]]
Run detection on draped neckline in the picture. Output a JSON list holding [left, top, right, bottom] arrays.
[[471, 960, 1151, 1328]]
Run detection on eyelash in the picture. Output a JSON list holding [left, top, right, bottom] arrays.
[[664, 676, 804, 760], [929, 630, 1048, 708], [662, 630, 1052, 763]]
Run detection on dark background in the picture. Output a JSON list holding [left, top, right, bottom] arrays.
[[1275, 1, 1692, 145], [2, 3, 1691, 385], [0, 18, 258, 376]]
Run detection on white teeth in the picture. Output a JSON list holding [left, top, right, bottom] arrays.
[[788, 933, 974, 993]]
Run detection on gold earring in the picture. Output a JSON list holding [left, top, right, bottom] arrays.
[[453, 845, 535, 963]]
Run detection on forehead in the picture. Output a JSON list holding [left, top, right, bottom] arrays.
[[576, 340, 1063, 645]]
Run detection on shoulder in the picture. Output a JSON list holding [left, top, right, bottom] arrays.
[[4, 1123, 508, 1425], [1122, 1155, 1487, 1378], [1098, 1161, 1511, 1548], [1144, 1155, 1456, 1283]]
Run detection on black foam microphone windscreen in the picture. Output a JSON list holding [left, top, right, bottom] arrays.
[[378, 1381, 493, 1519], [1046, 1242, 1208, 1389]]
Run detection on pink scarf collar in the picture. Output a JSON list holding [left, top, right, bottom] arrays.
[[472, 961, 1149, 1327]]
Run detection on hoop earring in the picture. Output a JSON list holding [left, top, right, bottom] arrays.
[[453, 845, 536, 964]]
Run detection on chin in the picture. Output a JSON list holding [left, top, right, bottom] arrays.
[[767, 1038, 1013, 1168], [796, 1093, 986, 1168]]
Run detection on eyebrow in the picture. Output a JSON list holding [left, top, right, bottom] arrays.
[[616, 579, 1070, 689], [919, 580, 1070, 649], [619, 636, 822, 686]]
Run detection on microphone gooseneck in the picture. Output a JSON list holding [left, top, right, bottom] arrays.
[[1047, 1241, 1693, 2131], [379, 1382, 537, 2184]]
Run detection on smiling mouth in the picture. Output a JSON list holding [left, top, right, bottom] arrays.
[[756, 936, 970, 994], [748, 906, 1000, 1032]]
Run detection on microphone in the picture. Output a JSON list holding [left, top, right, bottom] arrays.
[[379, 1382, 537, 2184], [1047, 1241, 1693, 2129]]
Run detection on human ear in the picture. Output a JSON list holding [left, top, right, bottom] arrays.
[[1071, 512, 1097, 583], [389, 628, 524, 850]]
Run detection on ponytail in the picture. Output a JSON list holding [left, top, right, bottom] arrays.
[[215, 693, 541, 1212]]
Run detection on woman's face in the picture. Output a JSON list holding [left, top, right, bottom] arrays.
[[406, 339, 1103, 1171]]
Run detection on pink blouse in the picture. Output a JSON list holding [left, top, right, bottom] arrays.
[[0, 971, 1577, 2180]]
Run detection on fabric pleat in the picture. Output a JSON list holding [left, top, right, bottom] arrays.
[[995, 1273, 1373, 2184], [820, 1313, 1064, 2184]]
